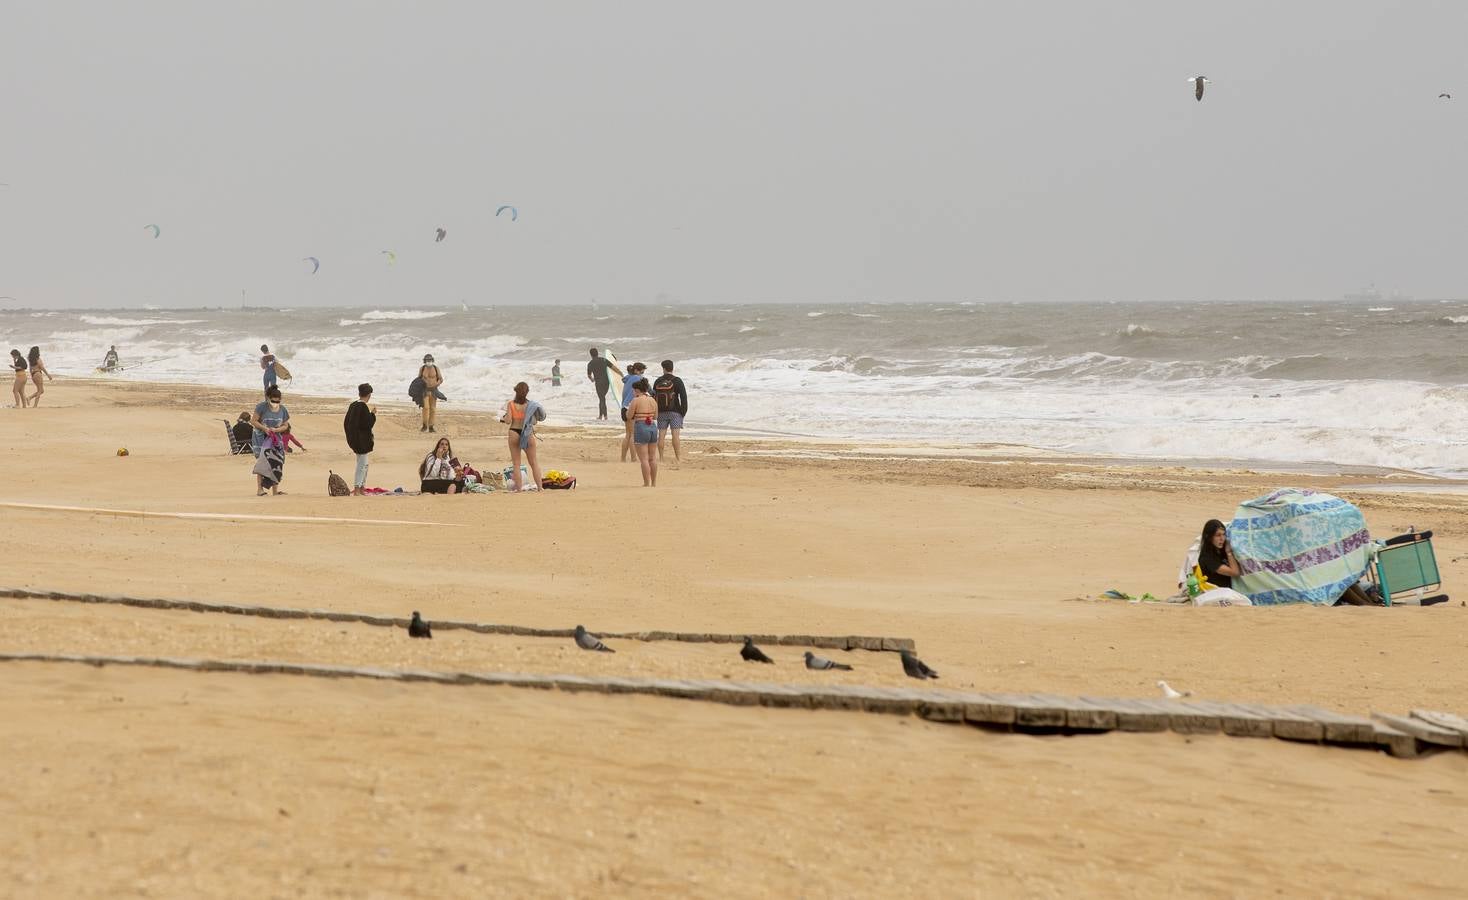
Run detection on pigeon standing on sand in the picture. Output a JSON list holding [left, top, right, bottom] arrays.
[[899, 649, 939, 680], [740, 637, 774, 664], [574, 625, 615, 653], [408, 611, 432, 639], [1157, 680, 1191, 699], [804, 651, 853, 671], [1189, 75, 1211, 101]]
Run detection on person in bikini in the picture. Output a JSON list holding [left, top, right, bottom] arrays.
[[10, 350, 28, 408], [503, 381, 546, 492], [627, 378, 660, 487]]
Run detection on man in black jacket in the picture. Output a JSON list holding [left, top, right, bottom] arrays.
[[343, 383, 376, 495], [652, 360, 688, 463]]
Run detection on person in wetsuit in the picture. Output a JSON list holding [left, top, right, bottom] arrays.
[[586, 348, 614, 420]]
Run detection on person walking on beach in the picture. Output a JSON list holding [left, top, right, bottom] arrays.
[[619, 362, 647, 462], [260, 344, 277, 395], [652, 359, 687, 464], [250, 386, 291, 496], [25, 347, 52, 406], [503, 381, 546, 492], [419, 353, 443, 433], [343, 383, 376, 495], [10, 349, 28, 408], [627, 378, 660, 487], [551, 359, 562, 387], [586, 348, 614, 420]]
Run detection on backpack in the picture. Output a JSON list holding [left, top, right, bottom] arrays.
[[327, 471, 351, 497]]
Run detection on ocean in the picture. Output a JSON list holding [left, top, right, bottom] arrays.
[[5, 300, 1468, 475]]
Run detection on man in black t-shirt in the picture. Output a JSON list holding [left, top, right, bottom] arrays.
[[586, 348, 614, 420], [651, 359, 688, 463]]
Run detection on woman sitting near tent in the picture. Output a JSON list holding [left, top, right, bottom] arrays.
[[1198, 519, 1241, 589]]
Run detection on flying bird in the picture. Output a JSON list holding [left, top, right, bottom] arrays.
[[1188, 75, 1211, 102], [408, 611, 432, 639], [899, 649, 938, 680], [435, 227, 446, 242], [803, 651, 853, 671], [1157, 680, 1191, 699], [740, 636, 774, 664], [574, 624, 615, 653]]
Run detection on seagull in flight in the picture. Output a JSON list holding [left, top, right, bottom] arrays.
[[1188, 75, 1211, 102]]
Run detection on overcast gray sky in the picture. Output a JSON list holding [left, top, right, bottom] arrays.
[[2, 1, 1466, 307]]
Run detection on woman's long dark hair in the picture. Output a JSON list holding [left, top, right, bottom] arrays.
[[27, 346, 40, 367], [1198, 519, 1228, 571], [513, 382, 529, 404]]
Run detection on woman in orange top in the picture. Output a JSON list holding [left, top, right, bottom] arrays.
[[503, 381, 546, 492], [627, 378, 659, 487]]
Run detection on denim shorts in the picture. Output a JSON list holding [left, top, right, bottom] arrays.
[[633, 421, 658, 444], [657, 411, 684, 430]]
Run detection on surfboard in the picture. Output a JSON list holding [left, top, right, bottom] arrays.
[[603, 348, 624, 411], [272, 360, 293, 380]]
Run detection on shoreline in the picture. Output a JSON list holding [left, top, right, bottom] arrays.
[[47, 374, 1466, 483]]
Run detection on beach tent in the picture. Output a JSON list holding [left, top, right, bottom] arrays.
[[1228, 488, 1373, 606]]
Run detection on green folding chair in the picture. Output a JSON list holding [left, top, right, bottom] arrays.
[[1372, 531, 1446, 607]]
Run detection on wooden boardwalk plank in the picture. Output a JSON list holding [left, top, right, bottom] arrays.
[[1284, 706, 1377, 745], [1228, 703, 1325, 742], [1372, 721, 1420, 759], [1373, 713, 1464, 748], [1410, 710, 1468, 741], [1080, 697, 1171, 732], [1185, 701, 1273, 738]]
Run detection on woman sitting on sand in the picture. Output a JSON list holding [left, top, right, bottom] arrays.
[[26, 347, 52, 406], [1197, 520, 1241, 589], [10, 349, 27, 408], [503, 381, 545, 492], [627, 378, 660, 487], [420, 437, 465, 494]]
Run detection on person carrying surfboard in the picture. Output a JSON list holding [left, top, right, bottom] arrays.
[[260, 344, 278, 395]]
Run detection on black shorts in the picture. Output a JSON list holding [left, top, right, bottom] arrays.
[[421, 479, 464, 494]]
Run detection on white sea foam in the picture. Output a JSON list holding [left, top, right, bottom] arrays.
[[358, 310, 448, 321]]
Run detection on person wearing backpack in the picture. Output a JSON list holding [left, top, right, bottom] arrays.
[[652, 359, 688, 463], [343, 383, 376, 495]]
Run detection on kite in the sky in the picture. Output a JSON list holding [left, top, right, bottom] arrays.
[[1188, 75, 1210, 101], [435, 227, 447, 242], [303, 257, 320, 274], [495, 205, 518, 222], [1440, 93, 1453, 100], [143, 224, 161, 239], [381, 249, 397, 266]]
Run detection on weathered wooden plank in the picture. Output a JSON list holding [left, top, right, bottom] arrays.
[[986, 693, 1069, 729], [1373, 713, 1463, 747], [1077, 697, 1169, 732], [1372, 721, 1421, 758], [1226, 702, 1325, 742], [1410, 710, 1468, 741], [958, 693, 1019, 726], [1120, 698, 1221, 734], [913, 690, 969, 723], [1284, 706, 1377, 745], [1186, 701, 1274, 738]]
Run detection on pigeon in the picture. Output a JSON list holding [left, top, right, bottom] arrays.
[[740, 636, 774, 664], [574, 625, 614, 653], [1157, 680, 1191, 699], [408, 611, 432, 639], [1188, 75, 1211, 102], [435, 227, 447, 242], [899, 649, 938, 680], [803, 651, 852, 671]]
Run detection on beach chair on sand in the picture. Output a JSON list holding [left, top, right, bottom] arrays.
[[1371, 530, 1448, 607], [224, 419, 252, 455]]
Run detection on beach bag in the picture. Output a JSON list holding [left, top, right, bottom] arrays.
[[327, 471, 351, 497], [542, 468, 577, 490]]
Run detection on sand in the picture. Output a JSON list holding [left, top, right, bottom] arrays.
[[2, 379, 1467, 897]]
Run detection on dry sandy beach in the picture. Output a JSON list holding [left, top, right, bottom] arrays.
[[3, 379, 1467, 897]]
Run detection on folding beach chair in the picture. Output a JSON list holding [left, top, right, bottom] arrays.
[[1371, 530, 1448, 606], [224, 419, 252, 455]]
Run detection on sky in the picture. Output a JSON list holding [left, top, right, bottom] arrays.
[[2, 0, 1466, 308]]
